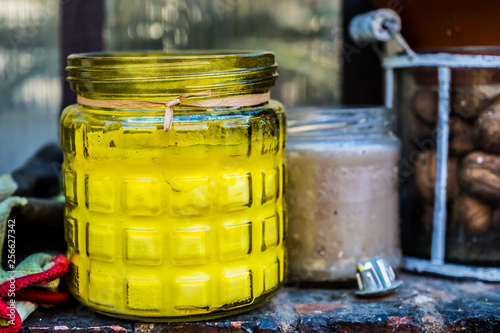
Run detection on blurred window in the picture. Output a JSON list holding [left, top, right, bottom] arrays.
[[0, 0, 60, 174], [106, 0, 341, 107], [0, 0, 342, 173]]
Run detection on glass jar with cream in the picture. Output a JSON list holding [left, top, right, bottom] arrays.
[[285, 107, 401, 282]]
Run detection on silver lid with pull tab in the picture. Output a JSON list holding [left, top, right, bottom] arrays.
[[355, 257, 403, 297]]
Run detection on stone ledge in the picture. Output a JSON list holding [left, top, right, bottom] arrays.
[[22, 273, 500, 332]]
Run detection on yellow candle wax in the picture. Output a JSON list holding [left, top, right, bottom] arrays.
[[61, 52, 286, 321]]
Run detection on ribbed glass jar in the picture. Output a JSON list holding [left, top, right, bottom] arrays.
[[61, 51, 286, 321], [285, 107, 401, 282]]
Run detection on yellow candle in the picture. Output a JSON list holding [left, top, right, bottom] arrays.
[[61, 52, 286, 321]]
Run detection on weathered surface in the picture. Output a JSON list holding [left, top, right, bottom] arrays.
[[22, 273, 500, 333]]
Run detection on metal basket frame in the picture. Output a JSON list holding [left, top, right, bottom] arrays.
[[384, 53, 500, 282]]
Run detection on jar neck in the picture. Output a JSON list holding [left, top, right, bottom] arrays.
[[66, 51, 278, 100], [286, 107, 394, 139]]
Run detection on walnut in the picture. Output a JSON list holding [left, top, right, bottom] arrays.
[[460, 151, 500, 201], [412, 89, 438, 124], [476, 96, 500, 154], [454, 194, 491, 233], [414, 150, 457, 202], [449, 117, 475, 156], [451, 89, 488, 119]]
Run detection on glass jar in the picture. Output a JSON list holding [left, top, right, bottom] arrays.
[[398, 48, 500, 266], [285, 107, 401, 282], [61, 51, 286, 321]]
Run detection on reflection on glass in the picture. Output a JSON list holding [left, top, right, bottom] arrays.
[[106, 0, 341, 107]]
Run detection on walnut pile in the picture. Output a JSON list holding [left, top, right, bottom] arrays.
[[410, 85, 500, 236]]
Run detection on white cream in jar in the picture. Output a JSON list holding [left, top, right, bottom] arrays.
[[285, 107, 401, 282]]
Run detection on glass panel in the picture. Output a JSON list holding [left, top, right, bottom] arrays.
[[0, 0, 61, 174]]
